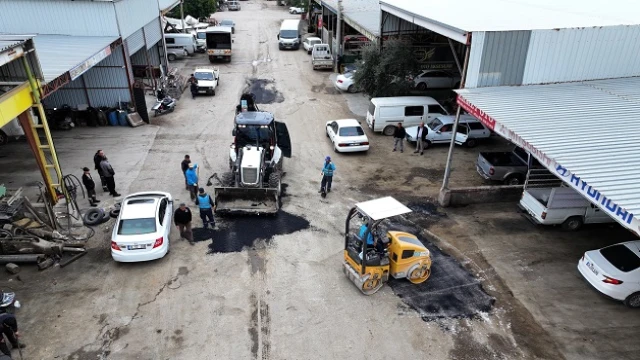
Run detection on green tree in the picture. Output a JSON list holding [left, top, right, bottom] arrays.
[[170, 0, 217, 20], [353, 39, 421, 97]]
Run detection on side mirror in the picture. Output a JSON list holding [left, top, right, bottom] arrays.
[[232, 129, 236, 136], [436, 131, 441, 134]]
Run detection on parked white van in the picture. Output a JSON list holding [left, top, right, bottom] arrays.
[[365, 96, 449, 136], [164, 33, 197, 55], [277, 19, 303, 50]]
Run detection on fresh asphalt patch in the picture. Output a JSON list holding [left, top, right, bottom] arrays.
[[244, 78, 284, 104]]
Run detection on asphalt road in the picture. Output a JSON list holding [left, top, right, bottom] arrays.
[[4, 2, 560, 360]]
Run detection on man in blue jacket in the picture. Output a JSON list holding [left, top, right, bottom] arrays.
[[185, 163, 199, 201], [195, 187, 216, 229], [320, 156, 336, 193]]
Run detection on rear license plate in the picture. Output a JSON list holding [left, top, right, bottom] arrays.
[[199, 90, 208, 93], [127, 244, 146, 250], [349, 143, 360, 146], [586, 261, 598, 276]]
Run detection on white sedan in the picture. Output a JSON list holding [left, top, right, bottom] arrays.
[[111, 192, 173, 263], [289, 7, 304, 14], [326, 119, 369, 153], [334, 71, 359, 93], [413, 70, 461, 90], [578, 240, 640, 307]]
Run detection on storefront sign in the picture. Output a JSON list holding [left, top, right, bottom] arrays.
[[69, 46, 112, 80], [457, 95, 496, 131]]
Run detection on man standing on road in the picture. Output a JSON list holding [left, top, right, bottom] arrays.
[[185, 163, 199, 201], [181, 155, 191, 190], [319, 156, 336, 193], [189, 74, 198, 99], [99, 155, 121, 197], [173, 203, 193, 243], [0, 308, 25, 357], [414, 122, 428, 155], [392, 122, 406, 153], [93, 150, 108, 192], [196, 188, 216, 229], [81, 167, 100, 207]]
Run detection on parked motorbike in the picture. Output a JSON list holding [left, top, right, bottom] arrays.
[[152, 89, 176, 117], [1, 289, 20, 314]]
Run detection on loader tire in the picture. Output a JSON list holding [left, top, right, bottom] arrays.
[[268, 173, 281, 189]]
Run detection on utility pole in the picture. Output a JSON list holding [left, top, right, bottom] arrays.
[[333, 0, 343, 72], [180, 0, 186, 33]]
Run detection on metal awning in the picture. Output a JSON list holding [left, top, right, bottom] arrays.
[[0, 35, 31, 68], [455, 77, 640, 234], [321, 0, 380, 41]]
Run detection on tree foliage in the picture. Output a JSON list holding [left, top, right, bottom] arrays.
[[170, 0, 217, 20], [353, 39, 421, 97]]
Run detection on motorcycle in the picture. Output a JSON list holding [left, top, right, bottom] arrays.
[[152, 89, 176, 117], [1, 289, 20, 314]]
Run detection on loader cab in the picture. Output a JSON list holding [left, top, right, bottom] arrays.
[[343, 197, 432, 295], [233, 111, 291, 159]]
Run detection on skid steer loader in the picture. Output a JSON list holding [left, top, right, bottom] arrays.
[[213, 94, 292, 215]]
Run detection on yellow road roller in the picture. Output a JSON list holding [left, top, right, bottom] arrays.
[[343, 197, 432, 295]]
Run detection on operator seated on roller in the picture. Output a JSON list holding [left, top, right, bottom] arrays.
[[359, 223, 385, 254]]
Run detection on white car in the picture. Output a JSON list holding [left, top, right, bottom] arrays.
[[326, 119, 369, 153], [405, 115, 490, 148], [111, 192, 173, 263], [578, 241, 640, 308], [334, 71, 359, 93], [289, 7, 304, 14], [413, 70, 461, 90], [303, 37, 322, 54]]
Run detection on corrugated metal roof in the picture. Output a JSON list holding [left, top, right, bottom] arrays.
[[455, 77, 640, 234], [322, 0, 380, 38], [31, 34, 118, 82], [381, 0, 640, 32], [0, 35, 30, 52]]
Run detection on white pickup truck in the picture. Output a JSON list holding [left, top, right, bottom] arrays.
[[311, 44, 333, 70], [518, 186, 615, 230], [193, 67, 220, 96]]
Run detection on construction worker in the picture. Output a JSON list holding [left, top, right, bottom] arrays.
[[0, 308, 24, 357], [81, 167, 100, 207], [320, 156, 336, 193], [185, 163, 198, 201], [195, 188, 216, 229]]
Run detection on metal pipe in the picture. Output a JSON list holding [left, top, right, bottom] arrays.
[[440, 44, 471, 192], [0, 255, 45, 264], [334, 0, 343, 72], [448, 38, 463, 75], [180, 0, 186, 34]]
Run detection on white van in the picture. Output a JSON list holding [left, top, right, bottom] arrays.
[[277, 19, 303, 50], [164, 33, 197, 55], [365, 96, 449, 136], [0, 118, 26, 146]]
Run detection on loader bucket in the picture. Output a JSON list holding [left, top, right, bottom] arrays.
[[213, 186, 280, 215]]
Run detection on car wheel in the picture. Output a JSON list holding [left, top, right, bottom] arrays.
[[423, 140, 432, 149], [168, 54, 177, 61], [347, 85, 355, 93], [212, 89, 216, 96], [83, 208, 104, 226], [382, 126, 396, 136], [465, 138, 478, 148], [504, 175, 524, 185], [624, 292, 640, 308], [0, 130, 8, 146], [562, 216, 583, 231], [417, 82, 427, 90]]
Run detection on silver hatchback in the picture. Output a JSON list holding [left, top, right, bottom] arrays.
[[227, 1, 241, 11]]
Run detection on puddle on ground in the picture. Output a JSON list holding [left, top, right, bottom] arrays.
[[244, 78, 284, 104], [377, 221, 495, 321]]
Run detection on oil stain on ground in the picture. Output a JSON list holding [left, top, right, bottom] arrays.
[[379, 221, 494, 322], [198, 211, 310, 253], [244, 78, 284, 104]]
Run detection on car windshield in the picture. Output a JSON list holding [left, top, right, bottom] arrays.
[[428, 118, 443, 130], [195, 72, 214, 81], [280, 30, 298, 39], [118, 218, 156, 235], [221, 20, 233, 26], [339, 126, 364, 137], [197, 32, 206, 39], [236, 125, 274, 147], [600, 244, 640, 272], [310, 39, 321, 45], [368, 101, 376, 116], [343, 71, 355, 78]]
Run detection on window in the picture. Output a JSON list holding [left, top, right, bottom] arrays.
[[165, 38, 175, 44], [195, 72, 214, 81], [404, 106, 424, 117], [428, 105, 447, 114], [392, 253, 398, 262], [331, 122, 338, 133], [401, 250, 414, 259], [513, 147, 528, 162], [367, 101, 376, 116], [428, 118, 443, 131], [339, 126, 364, 137], [468, 122, 486, 130], [440, 124, 452, 132], [600, 245, 640, 272], [158, 199, 167, 225], [118, 218, 156, 235], [456, 124, 469, 134]]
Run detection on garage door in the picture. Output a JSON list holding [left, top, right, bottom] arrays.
[[127, 28, 145, 54], [144, 18, 162, 49]]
